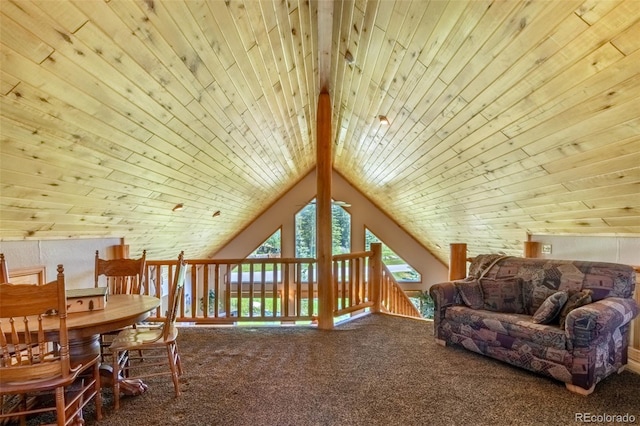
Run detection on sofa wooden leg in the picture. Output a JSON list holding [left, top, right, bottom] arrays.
[[618, 365, 626, 374], [435, 338, 446, 347], [565, 383, 595, 395]]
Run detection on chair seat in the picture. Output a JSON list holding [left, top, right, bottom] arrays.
[[1, 356, 96, 392], [109, 325, 179, 351]]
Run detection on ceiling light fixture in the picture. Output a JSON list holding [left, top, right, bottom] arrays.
[[172, 203, 184, 212], [378, 115, 389, 125]]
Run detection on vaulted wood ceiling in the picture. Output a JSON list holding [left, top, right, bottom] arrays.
[[1, 0, 638, 262]]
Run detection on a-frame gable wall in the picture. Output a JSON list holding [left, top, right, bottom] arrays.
[[212, 170, 448, 289]]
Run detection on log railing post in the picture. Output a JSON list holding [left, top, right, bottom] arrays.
[[316, 91, 334, 330], [110, 239, 129, 259], [449, 243, 467, 281], [524, 241, 539, 258], [370, 243, 382, 313]]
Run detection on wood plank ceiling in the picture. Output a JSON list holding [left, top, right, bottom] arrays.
[[1, 0, 639, 262]]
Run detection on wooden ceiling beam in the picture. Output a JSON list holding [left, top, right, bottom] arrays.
[[317, 0, 334, 93]]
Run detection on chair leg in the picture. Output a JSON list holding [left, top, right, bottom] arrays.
[[113, 350, 121, 410], [94, 361, 103, 420], [174, 341, 183, 376], [55, 386, 66, 426], [167, 343, 181, 397]]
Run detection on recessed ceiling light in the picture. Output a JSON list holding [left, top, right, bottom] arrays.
[[172, 203, 184, 212], [378, 115, 389, 125]]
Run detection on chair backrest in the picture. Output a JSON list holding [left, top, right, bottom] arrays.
[[0, 253, 9, 283], [0, 265, 71, 385], [95, 250, 147, 295], [163, 251, 187, 341]]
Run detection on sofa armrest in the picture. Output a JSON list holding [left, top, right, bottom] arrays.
[[429, 281, 462, 320], [565, 297, 639, 350]]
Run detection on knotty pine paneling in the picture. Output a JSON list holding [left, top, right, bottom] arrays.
[[1, 0, 638, 263]]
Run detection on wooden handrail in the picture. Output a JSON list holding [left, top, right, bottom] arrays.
[[143, 249, 422, 325], [380, 264, 422, 318]]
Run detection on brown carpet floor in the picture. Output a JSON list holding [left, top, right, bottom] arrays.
[[27, 313, 640, 425]]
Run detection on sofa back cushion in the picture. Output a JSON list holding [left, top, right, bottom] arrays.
[[469, 255, 636, 314], [480, 278, 525, 313]]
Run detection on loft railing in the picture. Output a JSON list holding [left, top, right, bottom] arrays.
[[143, 244, 422, 325], [144, 257, 316, 324], [332, 251, 374, 317], [380, 264, 422, 317]]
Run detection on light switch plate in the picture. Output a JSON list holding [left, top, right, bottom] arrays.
[[541, 244, 552, 254]]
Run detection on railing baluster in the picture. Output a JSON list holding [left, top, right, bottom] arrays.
[[283, 262, 290, 317], [296, 263, 302, 316], [261, 264, 266, 317], [225, 264, 231, 319], [236, 265, 242, 318], [249, 263, 254, 318], [214, 264, 220, 318], [202, 265, 209, 318], [190, 263, 196, 319], [272, 262, 278, 318], [307, 262, 316, 318]]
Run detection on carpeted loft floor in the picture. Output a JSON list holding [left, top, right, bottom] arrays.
[[29, 314, 640, 425]]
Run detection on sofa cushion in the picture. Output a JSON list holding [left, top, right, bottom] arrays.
[[532, 291, 568, 324], [558, 289, 592, 328], [522, 280, 559, 316], [444, 306, 567, 350], [455, 279, 484, 309], [480, 278, 525, 313]]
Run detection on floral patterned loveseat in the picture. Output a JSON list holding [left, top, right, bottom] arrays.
[[430, 255, 638, 395]]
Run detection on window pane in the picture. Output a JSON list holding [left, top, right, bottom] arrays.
[[331, 203, 350, 255], [249, 229, 281, 258], [295, 203, 316, 258], [295, 200, 351, 257], [364, 228, 421, 282]]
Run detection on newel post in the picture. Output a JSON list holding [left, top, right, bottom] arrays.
[[449, 243, 467, 281], [370, 243, 382, 313], [523, 241, 539, 258]]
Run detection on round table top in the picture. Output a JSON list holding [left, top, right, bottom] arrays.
[[2, 294, 161, 340]]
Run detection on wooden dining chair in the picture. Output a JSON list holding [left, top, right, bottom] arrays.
[[109, 251, 187, 410], [95, 249, 147, 359], [0, 253, 9, 283], [94, 249, 147, 295], [0, 265, 103, 425]]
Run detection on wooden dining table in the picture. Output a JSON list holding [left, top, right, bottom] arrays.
[[1, 294, 161, 395], [62, 294, 160, 359]]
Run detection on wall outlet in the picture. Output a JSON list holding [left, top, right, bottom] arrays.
[[541, 244, 552, 254]]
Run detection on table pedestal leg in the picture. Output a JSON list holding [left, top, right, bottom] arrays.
[[69, 335, 148, 396], [68, 334, 101, 361]]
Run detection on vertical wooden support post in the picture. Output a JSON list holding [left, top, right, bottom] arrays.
[[523, 241, 539, 258], [316, 91, 334, 330], [449, 243, 467, 281], [110, 240, 129, 259], [114, 244, 129, 259], [370, 243, 382, 313]]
